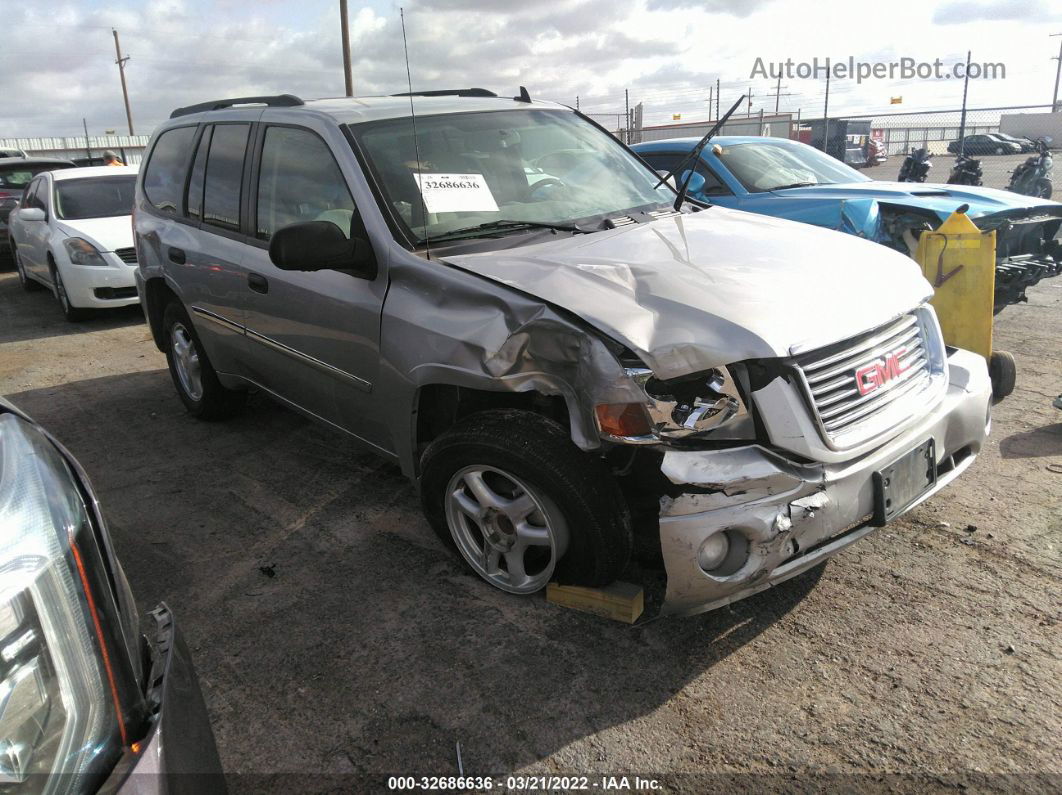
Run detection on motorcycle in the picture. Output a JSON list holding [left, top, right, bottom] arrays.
[[947, 154, 983, 186], [1007, 137, 1053, 198], [897, 147, 933, 182]]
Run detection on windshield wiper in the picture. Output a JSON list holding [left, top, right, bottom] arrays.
[[428, 219, 585, 242], [765, 182, 819, 191]]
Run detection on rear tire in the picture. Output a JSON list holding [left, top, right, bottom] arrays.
[[419, 409, 632, 593], [989, 350, 1016, 402], [12, 244, 43, 291], [162, 300, 246, 420]]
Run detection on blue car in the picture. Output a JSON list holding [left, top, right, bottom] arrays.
[[631, 136, 1062, 311]]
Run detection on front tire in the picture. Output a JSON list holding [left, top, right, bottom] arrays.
[[162, 301, 245, 420], [419, 410, 632, 593], [51, 263, 89, 321], [1035, 178, 1052, 199]]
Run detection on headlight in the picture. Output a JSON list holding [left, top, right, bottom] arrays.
[[0, 413, 124, 790], [596, 366, 755, 442], [62, 238, 107, 267]]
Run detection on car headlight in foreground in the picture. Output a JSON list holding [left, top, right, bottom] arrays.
[[0, 412, 130, 791], [596, 366, 755, 442], [62, 238, 108, 267]]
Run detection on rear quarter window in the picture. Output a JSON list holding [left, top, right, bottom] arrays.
[[142, 126, 196, 214]]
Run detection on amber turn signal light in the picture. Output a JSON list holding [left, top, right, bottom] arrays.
[[595, 403, 652, 437]]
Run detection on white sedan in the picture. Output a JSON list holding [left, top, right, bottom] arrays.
[[9, 165, 139, 321]]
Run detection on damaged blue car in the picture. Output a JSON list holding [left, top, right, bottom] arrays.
[[632, 136, 1062, 312]]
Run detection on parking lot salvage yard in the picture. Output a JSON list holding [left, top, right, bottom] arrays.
[[1, 266, 1058, 789]]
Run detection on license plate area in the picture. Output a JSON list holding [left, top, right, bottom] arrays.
[[873, 439, 936, 525]]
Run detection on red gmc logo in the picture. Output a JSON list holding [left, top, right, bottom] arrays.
[[854, 347, 908, 396]]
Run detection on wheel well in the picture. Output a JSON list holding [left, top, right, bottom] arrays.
[[144, 278, 179, 351], [414, 385, 571, 464]]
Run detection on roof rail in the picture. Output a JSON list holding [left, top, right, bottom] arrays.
[[169, 94, 304, 119], [391, 88, 497, 98]]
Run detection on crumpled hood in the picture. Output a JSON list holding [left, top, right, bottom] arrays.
[[439, 207, 932, 379], [774, 180, 1062, 222], [57, 215, 133, 253]]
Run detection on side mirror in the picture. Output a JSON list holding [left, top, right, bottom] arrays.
[[268, 220, 377, 279], [19, 207, 45, 222], [678, 170, 707, 195]]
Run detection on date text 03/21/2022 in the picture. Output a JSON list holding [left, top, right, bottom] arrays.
[[387, 775, 663, 790]]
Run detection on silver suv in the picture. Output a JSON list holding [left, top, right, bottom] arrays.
[[133, 91, 992, 616]]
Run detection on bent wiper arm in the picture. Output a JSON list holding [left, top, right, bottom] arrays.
[[662, 95, 747, 212]]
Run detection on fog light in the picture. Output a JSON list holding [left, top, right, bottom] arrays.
[[698, 532, 730, 572]]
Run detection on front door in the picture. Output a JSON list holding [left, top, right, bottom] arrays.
[[240, 123, 390, 452]]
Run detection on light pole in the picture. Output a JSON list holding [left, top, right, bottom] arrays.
[[1051, 33, 1062, 112]]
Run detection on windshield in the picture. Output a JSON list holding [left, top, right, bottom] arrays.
[[54, 175, 136, 220], [349, 109, 673, 243], [0, 165, 66, 190], [717, 141, 870, 192]]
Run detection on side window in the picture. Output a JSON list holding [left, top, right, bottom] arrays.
[[202, 123, 250, 231], [186, 126, 212, 222], [255, 126, 358, 241], [143, 126, 196, 214], [21, 179, 40, 209]]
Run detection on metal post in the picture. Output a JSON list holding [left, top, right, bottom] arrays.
[[624, 88, 630, 145], [82, 118, 92, 162], [775, 72, 781, 112], [340, 0, 354, 96], [958, 50, 971, 156], [112, 29, 134, 135], [747, 90, 752, 116], [707, 86, 713, 120], [716, 78, 720, 119], [575, 95, 579, 111], [1051, 34, 1062, 112]]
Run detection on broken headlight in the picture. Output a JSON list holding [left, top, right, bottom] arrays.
[[598, 366, 754, 442], [0, 413, 124, 792]]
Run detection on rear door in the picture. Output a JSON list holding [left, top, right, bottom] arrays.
[[239, 121, 389, 450]]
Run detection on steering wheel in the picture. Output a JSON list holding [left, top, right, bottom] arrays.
[[523, 177, 568, 202]]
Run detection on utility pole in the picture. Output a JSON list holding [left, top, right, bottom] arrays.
[[822, 69, 830, 153], [82, 118, 92, 162], [576, 95, 579, 111], [716, 78, 720, 119], [771, 73, 793, 113], [1051, 33, 1062, 112], [340, 0, 354, 96], [958, 50, 972, 155], [112, 29, 134, 135], [747, 90, 753, 116], [707, 86, 713, 119]]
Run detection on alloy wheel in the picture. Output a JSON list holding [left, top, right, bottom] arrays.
[[171, 322, 204, 401], [444, 465, 569, 594]]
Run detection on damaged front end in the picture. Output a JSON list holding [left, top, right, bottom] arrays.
[[877, 203, 1062, 313]]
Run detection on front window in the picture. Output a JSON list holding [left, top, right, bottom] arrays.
[[349, 109, 673, 244], [54, 176, 136, 220], [716, 142, 870, 192]]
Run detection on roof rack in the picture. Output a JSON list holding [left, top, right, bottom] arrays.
[[169, 94, 304, 119], [391, 88, 497, 98]]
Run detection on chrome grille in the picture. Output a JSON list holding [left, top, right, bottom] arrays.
[[796, 313, 933, 441], [114, 247, 137, 264]]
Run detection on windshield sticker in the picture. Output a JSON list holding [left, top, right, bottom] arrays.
[[414, 173, 499, 213]]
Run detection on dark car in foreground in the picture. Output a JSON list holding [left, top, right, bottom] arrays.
[[0, 399, 223, 792], [0, 157, 76, 258]]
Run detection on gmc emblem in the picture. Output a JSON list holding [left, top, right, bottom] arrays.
[[855, 347, 909, 396]]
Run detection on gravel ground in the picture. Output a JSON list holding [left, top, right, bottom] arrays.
[[1, 268, 1059, 793]]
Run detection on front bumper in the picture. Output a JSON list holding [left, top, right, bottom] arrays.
[[104, 605, 225, 794], [657, 347, 992, 616], [61, 252, 140, 309]]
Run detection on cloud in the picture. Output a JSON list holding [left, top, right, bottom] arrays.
[[931, 0, 1059, 24], [645, 0, 775, 16]]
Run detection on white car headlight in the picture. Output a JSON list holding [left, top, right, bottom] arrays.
[[62, 238, 107, 267], [0, 413, 123, 791]]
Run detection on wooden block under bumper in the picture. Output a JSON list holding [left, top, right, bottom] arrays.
[[546, 581, 644, 623]]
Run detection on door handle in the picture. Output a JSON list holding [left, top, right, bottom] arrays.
[[247, 273, 269, 294], [168, 247, 186, 264]]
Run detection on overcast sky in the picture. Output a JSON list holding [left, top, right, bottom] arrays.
[[1, 0, 1060, 139]]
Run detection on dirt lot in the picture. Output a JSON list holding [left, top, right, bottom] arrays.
[[1, 268, 1059, 793]]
